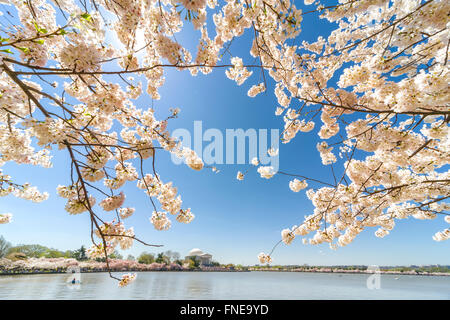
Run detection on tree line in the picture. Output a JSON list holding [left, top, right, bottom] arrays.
[[0, 236, 222, 268]]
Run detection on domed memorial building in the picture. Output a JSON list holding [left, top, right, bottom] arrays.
[[185, 248, 212, 266]]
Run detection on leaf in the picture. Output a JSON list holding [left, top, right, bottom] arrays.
[[81, 13, 92, 21], [18, 47, 30, 53], [33, 21, 47, 34], [0, 49, 12, 54], [33, 39, 45, 45]]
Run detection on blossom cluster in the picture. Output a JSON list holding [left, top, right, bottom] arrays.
[[138, 173, 194, 230], [257, 252, 272, 264], [118, 273, 137, 287], [1, 170, 49, 208], [0, 213, 12, 224], [236, 0, 450, 263], [94, 220, 135, 250]]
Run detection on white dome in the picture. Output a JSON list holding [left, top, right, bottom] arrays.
[[188, 248, 204, 256]]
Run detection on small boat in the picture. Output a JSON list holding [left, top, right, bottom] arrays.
[[69, 278, 81, 284]]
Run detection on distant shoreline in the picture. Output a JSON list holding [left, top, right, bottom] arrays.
[[0, 257, 244, 275], [0, 269, 248, 276], [1, 269, 449, 277], [250, 269, 450, 277], [1, 257, 448, 277]]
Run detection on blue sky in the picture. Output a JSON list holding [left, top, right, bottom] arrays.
[[1, 1, 449, 266]]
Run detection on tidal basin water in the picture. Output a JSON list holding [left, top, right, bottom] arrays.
[[0, 272, 449, 299]]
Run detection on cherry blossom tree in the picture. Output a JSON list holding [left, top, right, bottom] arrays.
[[0, 0, 448, 284]]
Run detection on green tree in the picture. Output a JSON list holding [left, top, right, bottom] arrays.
[[137, 252, 155, 264], [7, 244, 48, 258], [73, 245, 88, 261], [63, 250, 74, 258], [126, 254, 135, 261], [174, 259, 184, 266], [155, 252, 165, 264], [44, 249, 64, 258], [6, 242, 72, 259], [0, 236, 11, 258], [186, 257, 200, 269], [210, 261, 220, 267], [6, 252, 27, 261]]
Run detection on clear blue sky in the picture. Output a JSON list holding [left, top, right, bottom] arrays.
[[1, 1, 449, 266]]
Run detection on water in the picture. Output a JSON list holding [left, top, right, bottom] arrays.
[[0, 272, 449, 299]]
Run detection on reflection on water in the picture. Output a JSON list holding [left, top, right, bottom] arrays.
[[0, 272, 449, 300]]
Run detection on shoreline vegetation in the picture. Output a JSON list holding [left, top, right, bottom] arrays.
[[0, 238, 238, 275], [0, 257, 242, 275], [0, 257, 449, 277], [1, 239, 449, 277], [250, 267, 450, 277]]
